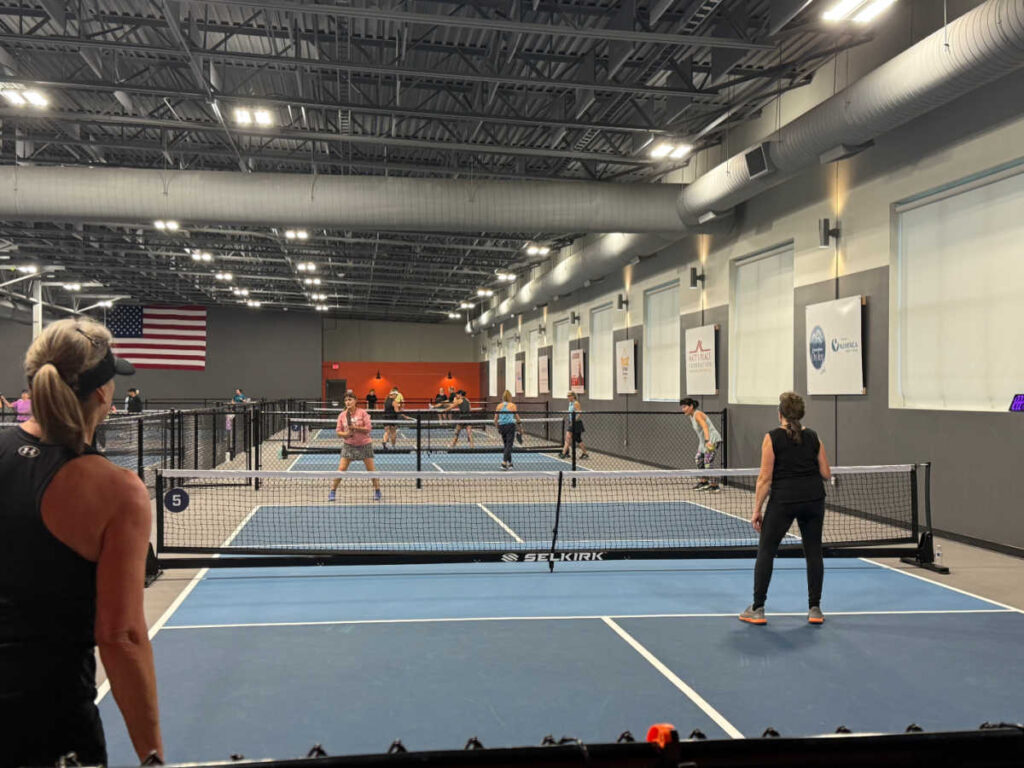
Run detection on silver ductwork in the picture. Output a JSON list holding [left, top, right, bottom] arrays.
[[676, 0, 1024, 225], [0, 169, 685, 234], [470, 232, 680, 331], [472, 0, 1024, 332]]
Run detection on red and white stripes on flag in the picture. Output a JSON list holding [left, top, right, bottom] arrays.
[[108, 306, 207, 370]]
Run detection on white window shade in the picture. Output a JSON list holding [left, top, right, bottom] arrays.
[[644, 282, 680, 401], [526, 329, 540, 398], [553, 320, 570, 397], [505, 339, 517, 394], [589, 304, 614, 399], [895, 168, 1024, 411], [488, 347, 498, 398], [730, 246, 794, 404]]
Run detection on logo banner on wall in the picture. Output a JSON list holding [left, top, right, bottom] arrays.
[[538, 354, 550, 394], [806, 296, 865, 395], [684, 325, 718, 395], [515, 361, 524, 395], [570, 348, 585, 394], [615, 339, 637, 394]]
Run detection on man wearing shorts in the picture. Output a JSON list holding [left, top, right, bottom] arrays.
[[329, 391, 381, 501], [446, 390, 475, 448]]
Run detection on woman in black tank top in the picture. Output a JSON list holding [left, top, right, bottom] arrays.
[[739, 392, 832, 627], [0, 319, 163, 765]]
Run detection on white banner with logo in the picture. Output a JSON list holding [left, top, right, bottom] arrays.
[[615, 339, 637, 394], [806, 296, 865, 395], [538, 354, 550, 394], [684, 324, 717, 395], [570, 348, 585, 394], [514, 360, 524, 395]]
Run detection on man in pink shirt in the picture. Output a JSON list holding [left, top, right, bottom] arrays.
[[1, 389, 32, 423], [328, 391, 381, 501]]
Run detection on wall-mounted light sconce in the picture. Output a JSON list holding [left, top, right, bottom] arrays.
[[818, 218, 841, 248], [616, 293, 629, 311], [570, 311, 580, 324], [446, 370, 452, 379], [538, 324, 547, 335], [375, 370, 382, 380], [689, 266, 706, 290]]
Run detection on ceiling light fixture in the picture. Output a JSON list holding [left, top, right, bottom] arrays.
[[63, 283, 81, 291], [459, 302, 473, 309], [22, 90, 48, 107], [233, 108, 253, 125], [650, 141, 693, 160], [448, 312, 461, 320], [215, 272, 233, 281], [253, 109, 273, 126], [823, 0, 897, 22], [476, 288, 494, 297]]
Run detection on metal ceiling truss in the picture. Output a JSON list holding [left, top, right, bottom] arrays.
[[0, 0, 869, 321]]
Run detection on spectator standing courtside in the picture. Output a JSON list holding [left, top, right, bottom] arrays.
[[125, 387, 144, 414], [365, 388, 378, 411], [0, 318, 162, 765]]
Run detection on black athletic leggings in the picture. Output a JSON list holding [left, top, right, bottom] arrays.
[[2, 699, 107, 768], [499, 423, 517, 464], [753, 497, 825, 609]]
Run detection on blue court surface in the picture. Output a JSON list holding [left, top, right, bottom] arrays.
[[98, 555, 1024, 764], [287, 449, 580, 472]]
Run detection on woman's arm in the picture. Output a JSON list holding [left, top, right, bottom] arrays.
[[817, 439, 832, 481], [751, 434, 774, 532], [95, 476, 163, 762]]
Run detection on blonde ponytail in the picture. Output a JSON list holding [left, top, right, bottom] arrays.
[[30, 363, 90, 454], [24, 318, 113, 454]]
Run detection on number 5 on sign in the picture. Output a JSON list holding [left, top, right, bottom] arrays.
[[164, 488, 190, 513]]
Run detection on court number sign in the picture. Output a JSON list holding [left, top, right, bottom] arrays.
[[164, 488, 190, 513]]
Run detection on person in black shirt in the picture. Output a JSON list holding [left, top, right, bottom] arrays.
[[0, 318, 163, 765], [365, 388, 378, 411], [446, 390, 475, 448], [125, 386, 144, 413], [740, 391, 832, 626]]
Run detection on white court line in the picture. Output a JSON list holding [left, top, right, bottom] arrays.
[[601, 617, 744, 739], [859, 557, 1024, 614], [96, 502, 264, 704], [431, 462, 446, 473], [477, 502, 524, 543], [159, 607, 1014, 631]]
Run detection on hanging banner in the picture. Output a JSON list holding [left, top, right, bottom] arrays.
[[806, 296, 865, 395], [615, 339, 637, 394], [515, 360, 525, 395], [570, 348, 585, 394], [684, 324, 718, 395], [538, 354, 550, 394]]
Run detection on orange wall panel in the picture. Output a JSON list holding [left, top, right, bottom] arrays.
[[322, 361, 485, 403]]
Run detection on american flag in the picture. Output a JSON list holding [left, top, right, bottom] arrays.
[[107, 306, 207, 370]]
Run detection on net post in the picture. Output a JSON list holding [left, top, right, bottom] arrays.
[[253, 406, 262, 490], [136, 417, 145, 482], [549, 471, 564, 573], [900, 462, 949, 574], [415, 412, 422, 489], [155, 471, 165, 554], [570, 411, 577, 488], [192, 412, 199, 470]]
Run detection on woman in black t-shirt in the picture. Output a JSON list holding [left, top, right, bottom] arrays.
[[740, 392, 832, 626]]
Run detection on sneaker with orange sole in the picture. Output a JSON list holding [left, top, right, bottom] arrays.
[[808, 606, 825, 624], [738, 605, 766, 625]]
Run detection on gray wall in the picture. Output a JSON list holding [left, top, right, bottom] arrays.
[[122, 306, 322, 402], [0, 315, 32, 401], [323, 319, 476, 361]]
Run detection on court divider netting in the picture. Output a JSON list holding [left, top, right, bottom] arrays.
[[152, 464, 946, 571]]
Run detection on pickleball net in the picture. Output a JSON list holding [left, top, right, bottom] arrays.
[[156, 465, 923, 565]]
